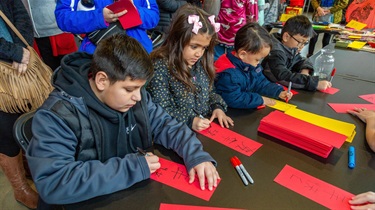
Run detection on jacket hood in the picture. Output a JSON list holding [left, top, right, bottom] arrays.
[[53, 52, 125, 123]]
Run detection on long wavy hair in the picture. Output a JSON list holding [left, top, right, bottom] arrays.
[[150, 4, 217, 92]]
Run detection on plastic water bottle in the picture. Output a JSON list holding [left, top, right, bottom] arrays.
[[314, 49, 335, 80]]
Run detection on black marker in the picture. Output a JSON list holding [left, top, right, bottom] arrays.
[[137, 147, 149, 156]]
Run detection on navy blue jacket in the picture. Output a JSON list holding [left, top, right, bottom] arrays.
[[27, 52, 215, 204], [214, 52, 284, 109]]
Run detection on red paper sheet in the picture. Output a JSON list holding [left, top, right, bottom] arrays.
[[150, 158, 220, 201], [198, 122, 262, 156], [282, 85, 299, 95], [359, 94, 375, 104], [274, 165, 353, 210], [106, 0, 142, 29], [328, 103, 375, 113], [319, 87, 340, 94], [159, 203, 245, 210]]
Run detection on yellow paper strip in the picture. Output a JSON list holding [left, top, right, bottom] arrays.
[[346, 20, 367, 30], [267, 100, 297, 112], [285, 108, 356, 143], [348, 41, 367, 49]]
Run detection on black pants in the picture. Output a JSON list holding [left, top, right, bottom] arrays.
[[0, 111, 22, 156], [35, 37, 64, 71], [308, 32, 332, 56]]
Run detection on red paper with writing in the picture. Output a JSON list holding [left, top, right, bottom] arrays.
[[274, 165, 353, 210], [150, 158, 220, 201], [282, 85, 299, 95], [159, 203, 245, 210], [198, 122, 262, 156]]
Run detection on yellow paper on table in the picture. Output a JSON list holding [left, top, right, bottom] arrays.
[[285, 108, 356, 142], [280, 13, 296, 22], [267, 100, 297, 112], [348, 41, 367, 49], [346, 20, 367, 30]]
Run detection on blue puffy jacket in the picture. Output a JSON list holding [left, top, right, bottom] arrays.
[[55, 0, 159, 53], [214, 51, 284, 109]]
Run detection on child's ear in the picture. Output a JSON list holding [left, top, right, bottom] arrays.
[[282, 32, 290, 43], [95, 71, 109, 91], [238, 50, 247, 60]]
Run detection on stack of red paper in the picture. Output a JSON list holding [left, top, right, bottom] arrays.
[[258, 111, 347, 158]]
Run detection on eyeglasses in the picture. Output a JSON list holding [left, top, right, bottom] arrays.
[[289, 33, 309, 47]]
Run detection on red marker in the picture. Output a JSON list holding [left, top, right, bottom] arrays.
[[329, 68, 336, 83], [257, 105, 266, 109], [230, 157, 248, 186], [233, 156, 254, 184]]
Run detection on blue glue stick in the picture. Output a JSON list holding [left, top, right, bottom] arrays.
[[348, 146, 355, 169]]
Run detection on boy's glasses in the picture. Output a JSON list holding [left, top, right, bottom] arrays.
[[289, 33, 309, 47]]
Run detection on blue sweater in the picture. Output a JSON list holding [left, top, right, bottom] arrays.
[[214, 52, 284, 109], [55, 0, 159, 53]]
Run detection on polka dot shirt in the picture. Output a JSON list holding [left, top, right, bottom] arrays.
[[147, 58, 227, 128]]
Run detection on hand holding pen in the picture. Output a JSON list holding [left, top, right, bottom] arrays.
[[192, 108, 211, 131], [137, 147, 160, 173], [285, 81, 292, 103]]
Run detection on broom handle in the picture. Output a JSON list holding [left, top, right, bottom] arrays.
[[0, 10, 30, 47]]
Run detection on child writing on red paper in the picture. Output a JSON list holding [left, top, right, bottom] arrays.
[[214, 23, 293, 109], [147, 4, 234, 131]]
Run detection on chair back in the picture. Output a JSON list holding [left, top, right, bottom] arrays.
[[13, 110, 35, 152]]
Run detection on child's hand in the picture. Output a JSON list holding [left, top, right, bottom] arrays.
[[188, 161, 220, 191], [300, 69, 310, 75], [349, 191, 375, 209], [192, 117, 211, 131], [279, 91, 293, 102], [317, 80, 332, 91], [103, 7, 127, 23], [347, 108, 375, 123], [210, 109, 234, 128], [316, 7, 326, 16], [262, 96, 276, 106], [145, 154, 161, 173]]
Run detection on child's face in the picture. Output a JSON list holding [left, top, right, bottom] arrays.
[[183, 33, 212, 68], [283, 33, 309, 52], [94, 75, 146, 113], [239, 46, 271, 67]]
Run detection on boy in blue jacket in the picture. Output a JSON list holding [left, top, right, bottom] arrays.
[[27, 34, 219, 205], [55, 0, 159, 54], [214, 23, 292, 109]]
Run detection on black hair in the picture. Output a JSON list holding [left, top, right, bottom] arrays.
[[234, 22, 273, 53], [91, 33, 154, 84], [281, 15, 315, 38]]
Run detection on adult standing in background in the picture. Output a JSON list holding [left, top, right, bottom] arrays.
[[21, 0, 78, 71], [55, 0, 159, 54], [214, 0, 258, 60], [153, 0, 187, 34], [0, 0, 39, 209], [307, 0, 348, 57]]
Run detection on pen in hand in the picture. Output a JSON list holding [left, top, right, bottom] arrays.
[[137, 147, 149, 156], [286, 81, 292, 103], [193, 108, 204, 119], [329, 68, 336, 83]]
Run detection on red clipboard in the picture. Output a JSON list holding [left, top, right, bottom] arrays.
[[106, 0, 142, 29]]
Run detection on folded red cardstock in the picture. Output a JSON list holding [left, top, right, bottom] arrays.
[[359, 94, 375, 104], [274, 165, 353, 210], [150, 158, 220, 201], [106, 0, 142, 29], [159, 203, 245, 210], [328, 103, 375, 113], [319, 87, 340, 94], [198, 122, 262, 156], [258, 111, 347, 158]]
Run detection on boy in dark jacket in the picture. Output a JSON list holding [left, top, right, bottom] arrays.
[[214, 23, 292, 109], [261, 15, 332, 91], [27, 34, 219, 205]]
